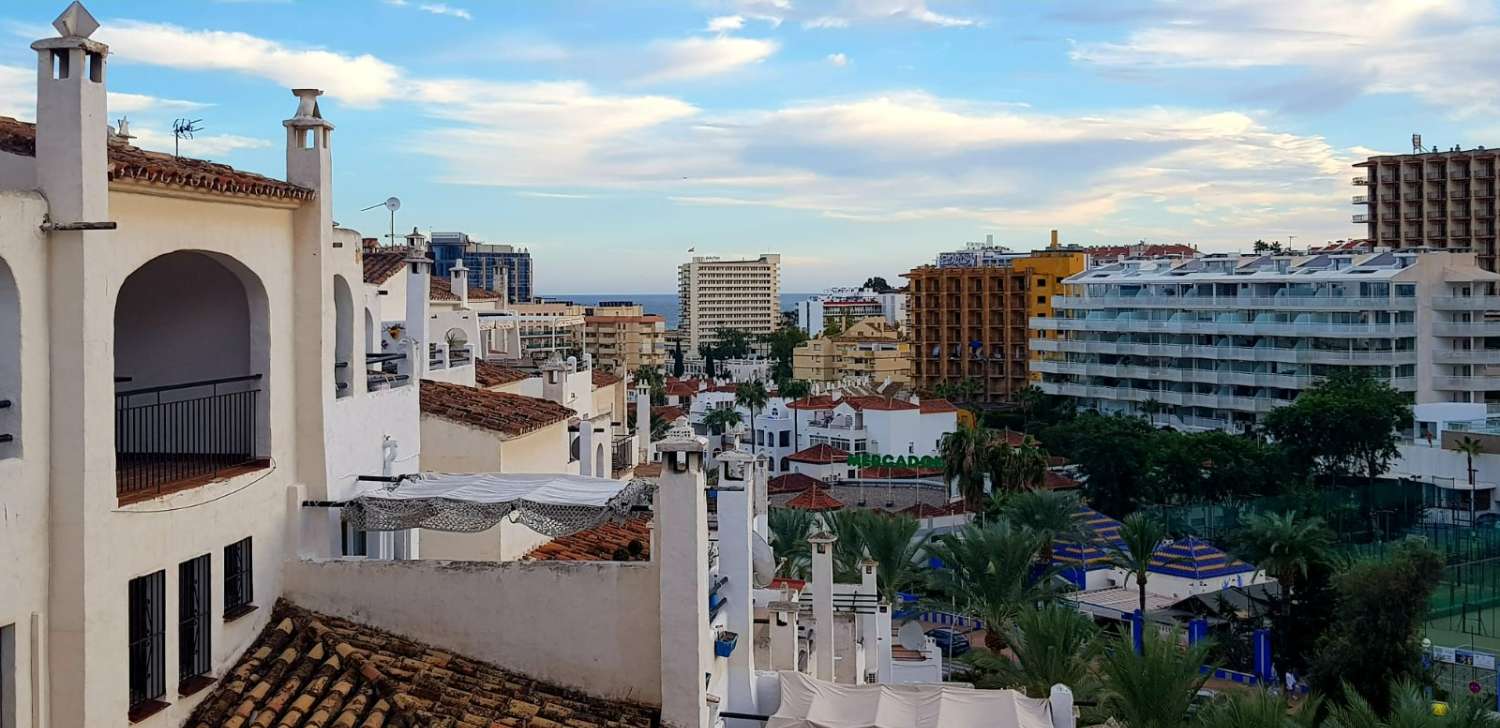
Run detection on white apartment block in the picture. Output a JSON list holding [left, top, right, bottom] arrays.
[[795, 287, 908, 337], [678, 254, 781, 351], [1031, 250, 1500, 432]]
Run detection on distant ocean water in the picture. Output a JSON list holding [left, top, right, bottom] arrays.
[[542, 293, 817, 331]]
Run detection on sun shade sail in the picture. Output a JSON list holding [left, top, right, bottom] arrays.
[[342, 473, 654, 536], [767, 672, 1054, 728]]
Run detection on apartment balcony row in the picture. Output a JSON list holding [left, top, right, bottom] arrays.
[[1433, 349, 1500, 364], [1434, 321, 1500, 337], [1432, 374, 1500, 391], [1051, 294, 1416, 312], [1032, 318, 1414, 338], [1029, 337, 1416, 365], [1029, 360, 1403, 390], [1036, 381, 1298, 413], [1431, 296, 1500, 310]]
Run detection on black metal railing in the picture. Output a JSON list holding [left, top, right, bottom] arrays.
[[115, 374, 262, 500], [612, 435, 635, 475], [365, 352, 410, 390]]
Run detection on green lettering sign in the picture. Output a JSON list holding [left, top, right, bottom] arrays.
[[845, 453, 945, 470]]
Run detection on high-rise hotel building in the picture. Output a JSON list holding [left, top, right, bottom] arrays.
[[1031, 250, 1500, 432], [677, 254, 781, 352], [1354, 147, 1500, 270]]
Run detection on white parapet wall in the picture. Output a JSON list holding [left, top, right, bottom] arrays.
[[283, 557, 663, 704]]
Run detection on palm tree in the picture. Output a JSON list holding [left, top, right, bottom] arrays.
[[1323, 679, 1500, 728], [768, 507, 814, 579], [735, 379, 770, 458], [1141, 398, 1165, 428], [1097, 628, 1211, 728], [989, 434, 1049, 493], [1237, 511, 1333, 621], [632, 365, 665, 404], [1110, 512, 1173, 619], [779, 379, 812, 453], [1192, 689, 1319, 728], [924, 520, 1057, 651], [857, 512, 929, 604], [703, 407, 741, 439], [940, 422, 992, 512], [823, 509, 871, 581], [996, 489, 1084, 563], [1455, 435, 1485, 530], [963, 604, 1100, 698]]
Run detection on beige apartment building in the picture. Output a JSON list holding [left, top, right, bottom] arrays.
[[793, 317, 912, 386], [678, 253, 781, 351], [583, 301, 667, 373], [1354, 147, 1500, 270], [507, 300, 585, 359]]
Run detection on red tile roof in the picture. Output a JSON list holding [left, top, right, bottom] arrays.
[[187, 600, 656, 728], [664, 379, 702, 397], [787, 395, 838, 410], [900, 501, 971, 518], [0, 116, 314, 203], [705, 383, 738, 393], [652, 405, 686, 422], [919, 398, 959, 413], [633, 462, 663, 478], [768, 473, 824, 494], [419, 380, 572, 437], [770, 577, 807, 592], [474, 360, 530, 388], [1044, 470, 1081, 490], [845, 395, 919, 411], [787, 443, 849, 464], [859, 466, 944, 479], [785, 486, 844, 512], [592, 369, 622, 387], [362, 247, 411, 285], [429, 275, 501, 302], [525, 517, 652, 561]]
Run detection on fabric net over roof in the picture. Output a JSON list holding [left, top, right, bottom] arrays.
[[342, 473, 653, 536], [768, 672, 1054, 728]]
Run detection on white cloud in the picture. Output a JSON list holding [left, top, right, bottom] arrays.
[[127, 126, 272, 157], [728, 0, 977, 28], [636, 35, 779, 84], [804, 17, 850, 29], [826, 52, 849, 67], [0, 64, 30, 120], [108, 92, 209, 114], [1071, 0, 1500, 115], [419, 3, 472, 20], [97, 21, 403, 107], [707, 15, 746, 32]]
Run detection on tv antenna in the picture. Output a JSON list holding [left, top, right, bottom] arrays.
[[360, 197, 402, 246], [172, 118, 203, 158], [1412, 133, 1426, 154]]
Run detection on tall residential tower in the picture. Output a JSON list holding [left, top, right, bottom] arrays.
[[677, 253, 781, 352], [1354, 146, 1500, 270]]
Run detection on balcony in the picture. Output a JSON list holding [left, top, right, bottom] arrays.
[[1352, 176, 1368, 186], [1032, 317, 1413, 338], [365, 351, 411, 391], [1432, 296, 1500, 311], [1051, 294, 1414, 311], [611, 434, 635, 477], [1029, 338, 1415, 366], [1352, 214, 1369, 223], [115, 375, 266, 503], [1352, 195, 1368, 204], [1434, 375, 1500, 391], [1436, 321, 1500, 337]]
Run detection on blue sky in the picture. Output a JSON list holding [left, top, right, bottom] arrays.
[[3, 1, 1498, 293]]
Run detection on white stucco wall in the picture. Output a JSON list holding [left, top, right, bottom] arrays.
[[282, 557, 663, 704]]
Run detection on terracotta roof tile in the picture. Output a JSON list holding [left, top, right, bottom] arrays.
[[664, 379, 703, 397], [858, 466, 943, 479], [844, 395, 919, 411], [705, 383, 737, 394], [420, 380, 572, 437], [652, 405, 686, 422], [787, 443, 848, 464], [768, 473, 823, 494], [429, 275, 501, 302], [362, 247, 411, 285], [188, 600, 657, 728], [591, 369, 621, 387], [919, 398, 959, 413], [0, 117, 313, 202], [900, 501, 970, 518], [785, 485, 844, 512], [1044, 470, 1080, 490], [474, 361, 530, 388], [786, 395, 837, 410], [633, 462, 663, 479], [524, 517, 652, 561]]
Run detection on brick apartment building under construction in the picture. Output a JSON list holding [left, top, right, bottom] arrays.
[[905, 233, 1086, 404]]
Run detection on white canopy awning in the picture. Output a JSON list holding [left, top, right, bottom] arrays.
[[767, 672, 1055, 728], [342, 472, 653, 536]]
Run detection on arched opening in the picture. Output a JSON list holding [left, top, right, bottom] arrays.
[[0, 257, 19, 458], [364, 308, 377, 355], [114, 251, 270, 501], [594, 443, 605, 478], [445, 326, 470, 366], [334, 275, 353, 398], [779, 456, 789, 472]]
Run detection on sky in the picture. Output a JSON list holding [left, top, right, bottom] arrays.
[[3, 1, 1499, 293]]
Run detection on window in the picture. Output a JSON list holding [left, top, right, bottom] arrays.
[[224, 538, 254, 619], [128, 570, 167, 718], [1036, 295, 1047, 305], [779, 431, 789, 447], [342, 522, 368, 557], [178, 555, 212, 691]]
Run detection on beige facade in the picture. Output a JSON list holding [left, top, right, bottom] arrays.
[[508, 301, 585, 359], [583, 302, 667, 373], [792, 317, 912, 386], [1355, 148, 1500, 270], [677, 254, 781, 351]]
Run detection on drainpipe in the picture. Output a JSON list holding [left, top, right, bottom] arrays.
[[808, 526, 838, 681], [656, 427, 712, 728]]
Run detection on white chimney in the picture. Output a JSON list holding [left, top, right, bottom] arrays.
[[577, 417, 593, 477], [717, 448, 758, 716], [635, 378, 652, 463], [403, 231, 430, 381], [450, 257, 469, 309], [808, 524, 838, 681], [655, 426, 713, 728]]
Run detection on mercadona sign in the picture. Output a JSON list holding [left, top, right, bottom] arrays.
[[846, 453, 945, 469]]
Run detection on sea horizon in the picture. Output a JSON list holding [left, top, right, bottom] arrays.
[[539, 292, 817, 331]]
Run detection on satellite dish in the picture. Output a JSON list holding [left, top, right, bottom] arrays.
[[752, 532, 775, 588], [897, 621, 928, 651], [384, 196, 401, 212]]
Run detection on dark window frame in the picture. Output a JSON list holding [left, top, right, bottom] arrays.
[[128, 570, 167, 717], [178, 554, 212, 688], [223, 538, 254, 620]]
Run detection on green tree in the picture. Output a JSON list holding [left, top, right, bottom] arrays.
[[768, 507, 814, 578], [1040, 412, 1156, 516], [1306, 538, 1444, 710], [988, 434, 1049, 494], [1110, 512, 1173, 619], [762, 327, 809, 384], [1455, 436, 1485, 528], [649, 412, 672, 442], [632, 365, 666, 405], [713, 327, 754, 359], [1263, 370, 1413, 484], [1141, 398, 1166, 427], [855, 512, 929, 603], [862, 276, 895, 293], [1192, 689, 1319, 728], [924, 520, 1057, 650], [703, 406, 741, 436], [994, 489, 1084, 563], [962, 604, 1100, 698], [1323, 679, 1500, 728], [779, 379, 812, 450], [935, 378, 983, 403], [940, 422, 993, 512], [1097, 628, 1212, 728], [735, 379, 770, 457], [1237, 512, 1334, 622]]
